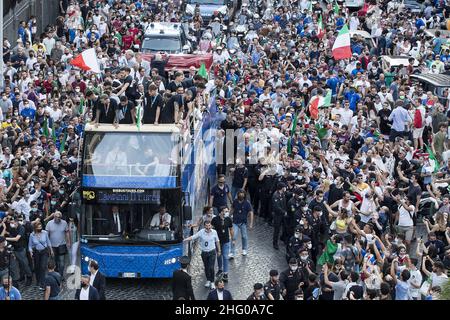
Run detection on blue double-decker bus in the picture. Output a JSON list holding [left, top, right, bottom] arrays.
[[76, 101, 218, 278]]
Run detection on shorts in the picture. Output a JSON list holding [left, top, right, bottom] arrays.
[[389, 129, 404, 142], [413, 127, 424, 139], [397, 225, 414, 241]]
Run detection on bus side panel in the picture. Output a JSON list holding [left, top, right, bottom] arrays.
[[80, 244, 182, 278]]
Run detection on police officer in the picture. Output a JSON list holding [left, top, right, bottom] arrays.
[[272, 182, 287, 250], [257, 159, 276, 224], [285, 188, 304, 243], [286, 226, 306, 264], [298, 247, 316, 281], [264, 269, 281, 300], [280, 258, 305, 301], [247, 282, 267, 300], [171, 256, 195, 300]]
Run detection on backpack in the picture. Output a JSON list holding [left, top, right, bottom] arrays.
[[414, 108, 423, 129]]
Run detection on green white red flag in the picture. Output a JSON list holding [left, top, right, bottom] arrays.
[[332, 24, 352, 60]]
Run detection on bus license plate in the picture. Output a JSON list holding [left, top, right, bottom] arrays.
[[122, 273, 136, 278]]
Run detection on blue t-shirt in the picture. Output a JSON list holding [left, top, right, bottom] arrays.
[[0, 287, 21, 300], [395, 281, 410, 300], [326, 77, 339, 95], [433, 38, 442, 54], [211, 184, 230, 208], [232, 199, 253, 224]]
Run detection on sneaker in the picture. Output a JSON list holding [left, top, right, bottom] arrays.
[[242, 250, 248, 256], [228, 253, 234, 260], [216, 270, 223, 278], [210, 282, 216, 290], [204, 281, 211, 288], [222, 273, 228, 282]]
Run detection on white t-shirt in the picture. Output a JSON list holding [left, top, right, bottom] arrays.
[[79, 286, 90, 300], [408, 269, 422, 298], [398, 205, 415, 227], [431, 272, 448, 288]]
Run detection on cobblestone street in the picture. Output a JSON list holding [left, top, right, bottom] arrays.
[[19, 216, 286, 300]]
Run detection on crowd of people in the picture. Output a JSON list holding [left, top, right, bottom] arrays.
[[0, 0, 449, 300]]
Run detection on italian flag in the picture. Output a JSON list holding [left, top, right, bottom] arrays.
[[317, 15, 324, 38], [70, 48, 101, 73], [309, 89, 332, 120], [332, 24, 352, 60]]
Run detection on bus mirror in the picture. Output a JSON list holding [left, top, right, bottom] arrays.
[[183, 205, 192, 221]]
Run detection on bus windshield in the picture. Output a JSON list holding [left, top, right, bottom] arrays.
[[142, 37, 182, 53], [81, 189, 183, 243], [83, 132, 179, 178]]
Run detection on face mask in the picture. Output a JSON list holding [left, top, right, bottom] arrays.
[[400, 96, 405, 99], [30, 208, 37, 212], [59, 190, 64, 195], [75, 88, 80, 93], [14, 112, 18, 116], [51, 201, 57, 206], [300, 255, 308, 261], [290, 266, 298, 271], [9, 223, 16, 228], [18, 221, 24, 225], [307, 243, 312, 249], [295, 296, 304, 300], [224, 212, 230, 218]]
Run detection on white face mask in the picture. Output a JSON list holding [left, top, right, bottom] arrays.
[[290, 265, 298, 271], [307, 243, 312, 249], [294, 233, 300, 238], [224, 211, 230, 218]]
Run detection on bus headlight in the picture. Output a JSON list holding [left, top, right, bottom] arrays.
[[163, 258, 177, 265]]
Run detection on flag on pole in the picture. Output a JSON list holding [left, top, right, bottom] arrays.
[[332, 24, 352, 60], [197, 63, 208, 79], [70, 48, 101, 73], [51, 121, 57, 143], [287, 113, 299, 155], [334, 1, 340, 14], [317, 15, 324, 38], [308, 90, 332, 120], [78, 97, 85, 115], [43, 118, 49, 137], [136, 105, 142, 132], [59, 131, 67, 153], [425, 144, 439, 173]]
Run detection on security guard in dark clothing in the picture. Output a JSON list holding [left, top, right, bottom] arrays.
[[285, 188, 304, 242], [258, 162, 276, 224], [264, 269, 281, 300], [271, 182, 287, 250], [286, 226, 306, 264], [172, 256, 195, 300], [280, 258, 305, 300], [247, 282, 267, 300]]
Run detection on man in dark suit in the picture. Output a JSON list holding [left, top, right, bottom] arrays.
[[89, 260, 106, 300], [75, 275, 100, 300], [207, 280, 233, 300], [172, 256, 195, 300], [105, 206, 126, 235]]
